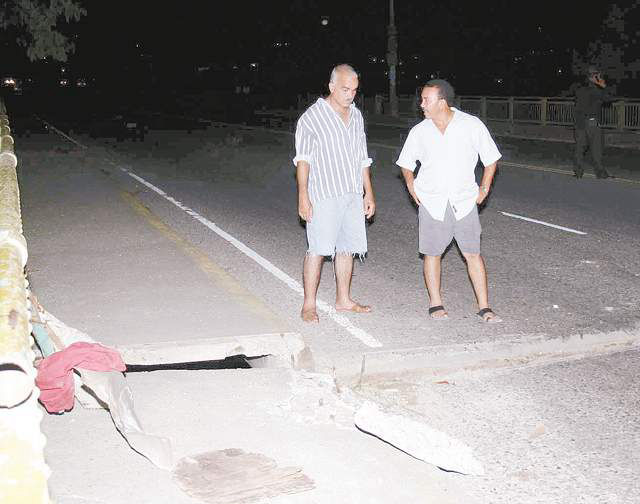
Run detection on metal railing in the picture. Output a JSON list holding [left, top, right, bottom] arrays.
[[389, 95, 640, 130], [0, 99, 50, 503]]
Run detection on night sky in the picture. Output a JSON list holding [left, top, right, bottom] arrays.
[[2, 1, 623, 96]]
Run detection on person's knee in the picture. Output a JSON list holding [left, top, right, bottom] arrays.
[[304, 252, 325, 265], [462, 251, 482, 263], [423, 254, 442, 270]]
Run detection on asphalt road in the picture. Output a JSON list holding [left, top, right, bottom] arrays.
[[80, 117, 640, 347], [362, 348, 640, 504], [14, 108, 640, 503]]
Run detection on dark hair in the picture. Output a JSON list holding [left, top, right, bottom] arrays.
[[424, 79, 455, 105]]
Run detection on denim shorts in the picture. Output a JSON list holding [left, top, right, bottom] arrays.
[[419, 202, 481, 256], [306, 193, 367, 257]]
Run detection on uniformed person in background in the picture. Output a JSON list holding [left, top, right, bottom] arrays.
[[573, 66, 615, 179]]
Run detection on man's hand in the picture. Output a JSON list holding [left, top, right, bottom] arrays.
[[296, 161, 312, 222], [407, 182, 421, 206], [363, 192, 376, 219], [476, 185, 489, 205], [594, 75, 607, 88], [401, 168, 421, 206], [477, 162, 497, 205], [298, 193, 313, 222]]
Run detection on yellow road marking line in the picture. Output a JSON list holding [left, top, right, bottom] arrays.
[[120, 190, 284, 327]]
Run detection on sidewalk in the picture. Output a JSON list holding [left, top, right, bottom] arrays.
[[42, 368, 462, 504]]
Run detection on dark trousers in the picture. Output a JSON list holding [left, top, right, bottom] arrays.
[[574, 120, 605, 176]]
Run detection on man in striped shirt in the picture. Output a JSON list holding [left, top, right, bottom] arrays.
[[294, 64, 375, 323]]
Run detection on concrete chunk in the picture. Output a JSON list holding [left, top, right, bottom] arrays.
[[354, 400, 485, 476]]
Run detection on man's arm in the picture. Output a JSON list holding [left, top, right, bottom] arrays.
[[362, 166, 375, 218], [593, 75, 616, 102], [357, 121, 375, 219], [297, 161, 312, 222], [401, 167, 421, 205], [476, 162, 497, 205]]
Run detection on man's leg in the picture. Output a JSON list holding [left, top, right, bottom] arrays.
[[574, 128, 587, 178], [462, 252, 500, 322], [419, 204, 453, 318], [455, 206, 500, 322], [423, 255, 447, 318], [302, 196, 341, 322], [334, 194, 370, 313], [302, 254, 323, 322], [589, 125, 609, 178], [334, 253, 355, 309], [462, 252, 489, 309]]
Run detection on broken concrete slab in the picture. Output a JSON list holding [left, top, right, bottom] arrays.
[[116, 332, 307, 368], [42, 368, 467, 503], [355, 401, 485, 476]]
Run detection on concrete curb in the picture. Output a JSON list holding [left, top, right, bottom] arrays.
[[356, 326, 640, 383]]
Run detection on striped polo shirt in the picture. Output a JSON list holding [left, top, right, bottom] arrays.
[[293, 98, 372, 203]]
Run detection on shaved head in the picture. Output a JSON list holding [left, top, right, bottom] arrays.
[[327, 64, 359, 112], [330, 64, 358, 84]]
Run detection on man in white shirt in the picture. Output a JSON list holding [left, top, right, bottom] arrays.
[[294, 64, 376, 322], [396, 79, 502, 322]]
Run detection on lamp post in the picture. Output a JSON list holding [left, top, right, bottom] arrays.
[[387, 0, 399, 117]]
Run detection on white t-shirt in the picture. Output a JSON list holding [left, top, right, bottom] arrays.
[[396, 108, 501, 221]]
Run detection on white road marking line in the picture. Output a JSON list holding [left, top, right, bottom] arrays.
[[500, 211, 587, 235], [120, 167, 383, 349], [40, 118, 383, 348]]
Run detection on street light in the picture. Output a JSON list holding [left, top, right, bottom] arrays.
[[387, 0, 399, 117]]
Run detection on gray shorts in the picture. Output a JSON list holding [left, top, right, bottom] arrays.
[[306, 193, 367, 257], [419, 202, 481, 256]]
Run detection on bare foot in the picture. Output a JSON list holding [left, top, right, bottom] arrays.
[[335, 302, 371, 313], [301, 307, 319, 322]]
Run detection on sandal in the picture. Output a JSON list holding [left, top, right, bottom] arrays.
[[429, 305, 448, 319], [477, 308, 502, 323]]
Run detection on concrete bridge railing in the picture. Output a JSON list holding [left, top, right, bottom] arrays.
[[299, 92, 640, 131], [376, 94, 640, 131], [0, 99, 50, 503]]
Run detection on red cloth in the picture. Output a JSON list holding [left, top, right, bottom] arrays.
[[36, 342, 126, 413]]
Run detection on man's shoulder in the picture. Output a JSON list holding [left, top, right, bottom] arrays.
[[351, 103, 364, 117], [301, 98, 325, 114], [344, 103, 364, 128], [453, 108, 479, 123], [408, 118, 431, 135], [297, 99, 324, 126], [575, 84, 594, 98], [452, 109, 488, 133]]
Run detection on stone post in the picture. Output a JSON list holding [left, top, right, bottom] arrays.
[[616, 101, 626, 130], [480, 96, 487, 121], [508, 97, 515, 124]]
